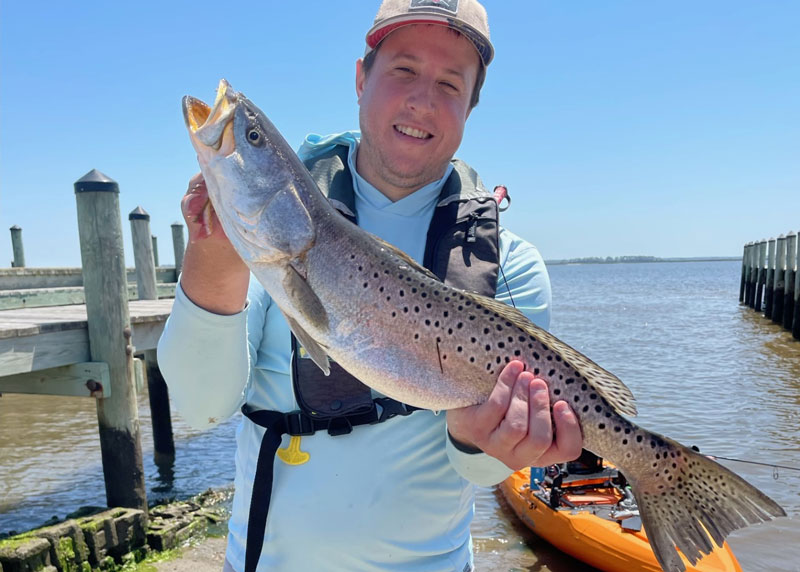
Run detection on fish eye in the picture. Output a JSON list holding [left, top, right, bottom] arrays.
[[246, 128, 263, 146]]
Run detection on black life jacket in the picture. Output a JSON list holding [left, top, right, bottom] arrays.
[[241, 144, 501, 572]]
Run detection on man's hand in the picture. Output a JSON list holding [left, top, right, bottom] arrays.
[[446, 360, 583, 470], [182, 173, 228, 243], [179, 173, 250, 315]]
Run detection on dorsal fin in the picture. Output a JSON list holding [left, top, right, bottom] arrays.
[[465, 293, 638, 417], [369, 233, 442, 283]]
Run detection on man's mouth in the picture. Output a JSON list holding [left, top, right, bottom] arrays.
[[394, 124, 432, 140]]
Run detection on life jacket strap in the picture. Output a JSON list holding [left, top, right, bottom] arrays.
[[240, 399, 421, 572]]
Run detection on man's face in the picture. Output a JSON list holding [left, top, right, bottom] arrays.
[[356, 24, 480, 201]]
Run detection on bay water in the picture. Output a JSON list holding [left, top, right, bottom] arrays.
[[2, 260, 799, 570]]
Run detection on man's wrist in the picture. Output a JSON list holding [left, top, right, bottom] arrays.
[[447, 430, 484, 455]]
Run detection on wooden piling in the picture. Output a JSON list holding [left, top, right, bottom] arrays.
[[764, 238, 777, 318], [171, 222, 185, 277], [10, 225, 25, 268], [129, 207, 175, 459], [784, 232, 797, 331], [152, 235, 160, 267], [771, 235, 786, 324], [74, 169, 146, 511]]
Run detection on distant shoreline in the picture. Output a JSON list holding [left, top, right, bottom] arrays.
[[544, 256, 741, 266]]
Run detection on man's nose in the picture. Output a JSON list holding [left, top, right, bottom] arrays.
[[405, 79, 436, 114]]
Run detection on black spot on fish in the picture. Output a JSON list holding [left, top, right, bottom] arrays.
[[598, 423, 606, 429], [554, 389, 561, 395], [595, 405, 602, 412], [533, 368, 540, 375], [533, 352, 540, 360]]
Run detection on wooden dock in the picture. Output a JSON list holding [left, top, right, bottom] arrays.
[[2, 169, 185, 515], [0, 299, 173, 396]]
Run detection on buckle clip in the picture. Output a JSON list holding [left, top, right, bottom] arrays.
[[327, 416, 353, 436], [283, 411, 315, 436], [374, 399, 413, 423]]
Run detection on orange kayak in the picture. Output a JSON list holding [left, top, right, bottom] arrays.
[[498, 466, 742, 572]]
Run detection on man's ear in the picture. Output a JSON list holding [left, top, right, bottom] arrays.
[[355, 58, 365, 101]]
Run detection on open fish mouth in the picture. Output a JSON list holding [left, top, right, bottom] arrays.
[[182, 79, 237, 151]]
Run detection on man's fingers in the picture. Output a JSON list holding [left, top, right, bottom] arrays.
[[489, 371, 533, 449], [551, 400, 582, 460], [473, 360, 525, 433]]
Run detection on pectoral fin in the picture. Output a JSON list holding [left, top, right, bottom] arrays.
[[281, 264, 330, 375], [284, 313, 330, 375]]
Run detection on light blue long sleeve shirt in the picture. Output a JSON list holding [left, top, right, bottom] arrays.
[[158, 132, 552, 572]]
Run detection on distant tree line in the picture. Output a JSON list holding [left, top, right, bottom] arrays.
[[547, 255, 661, 265], [545, 255, 740, 266]]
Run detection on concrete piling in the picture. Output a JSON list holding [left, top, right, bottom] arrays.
[[739, 242, 748, 304], [771, 235, 786, 324], [741, 232, 799, 338], [784, 232, 796, 331], [74, 169, 146, 511], [754, 241, 767, 311], [764, 238, 777, 318]]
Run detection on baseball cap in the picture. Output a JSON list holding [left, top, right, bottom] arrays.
[[366, 0, 494, 67]]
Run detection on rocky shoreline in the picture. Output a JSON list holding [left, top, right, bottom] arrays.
[[0, 489, 231, 572]]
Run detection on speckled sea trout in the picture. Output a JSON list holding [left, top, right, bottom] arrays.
[[182, 80, 785, 572]]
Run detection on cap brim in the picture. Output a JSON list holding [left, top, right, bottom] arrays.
[[366, 14, 493, 66]]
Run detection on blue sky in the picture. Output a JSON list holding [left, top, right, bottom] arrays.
[[1, 1, 798, 267]]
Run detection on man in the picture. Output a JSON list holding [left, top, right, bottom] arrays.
[[158, 1, 583, 570]]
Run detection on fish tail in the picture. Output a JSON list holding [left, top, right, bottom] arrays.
[[619, 432, 785, 572]]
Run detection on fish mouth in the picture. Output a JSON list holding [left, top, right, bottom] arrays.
[[182, 79, 237, 151]]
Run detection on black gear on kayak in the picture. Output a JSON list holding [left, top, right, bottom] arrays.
[[241, 144, 502, 572]]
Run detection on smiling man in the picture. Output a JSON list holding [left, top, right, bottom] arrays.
[[158, 1, 583, 571]]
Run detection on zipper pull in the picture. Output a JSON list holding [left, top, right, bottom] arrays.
[[466, 212, 478, 243]]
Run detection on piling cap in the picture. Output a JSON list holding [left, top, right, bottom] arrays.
[[74, 169, 119, 193], [10, 225, 21, 231], [171, 221, 184, 227], [129, 206, 150, 220]]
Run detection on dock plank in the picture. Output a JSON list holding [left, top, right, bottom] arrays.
[[0, 299, 175, 376]]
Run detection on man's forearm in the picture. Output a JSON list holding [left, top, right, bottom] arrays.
[[180, 239, 249, 315]]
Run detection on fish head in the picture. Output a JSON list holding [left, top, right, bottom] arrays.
[[183, 79, 314, 264]]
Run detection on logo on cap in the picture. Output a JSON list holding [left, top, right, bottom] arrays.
[[410, 0, 459, 15]]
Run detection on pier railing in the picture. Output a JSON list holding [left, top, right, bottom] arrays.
[[740, 231, 800, 340], [1, 169, 184, 514]]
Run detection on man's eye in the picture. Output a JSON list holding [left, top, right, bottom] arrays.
[[440, 81, 459, 93]]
